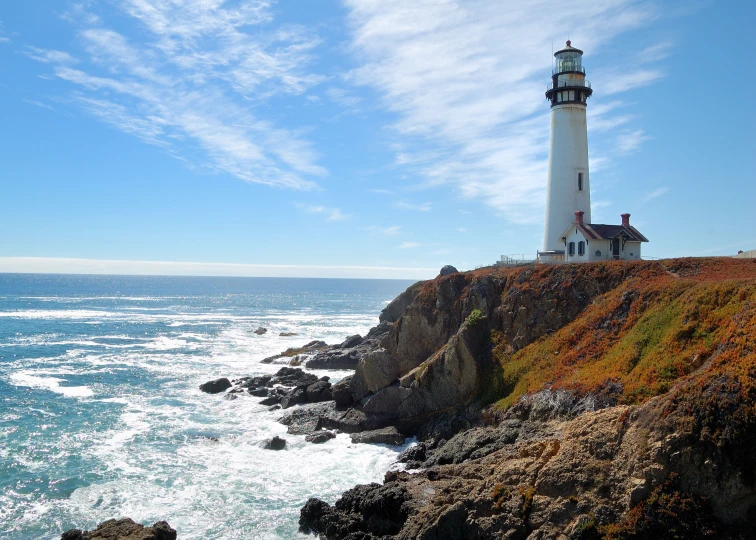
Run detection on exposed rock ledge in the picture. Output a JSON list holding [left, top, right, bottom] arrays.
[[61, 518, 176, 540]]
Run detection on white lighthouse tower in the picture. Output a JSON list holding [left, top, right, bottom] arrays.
[[542, 41, 593, 255]]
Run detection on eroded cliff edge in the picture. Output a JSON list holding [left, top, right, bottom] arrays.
[[300, 258, 756, 539]]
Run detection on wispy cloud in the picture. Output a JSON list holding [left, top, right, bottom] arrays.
[[367, 225, 401, 236], [343, 0, 663, 223], [617, 129, 651, 154], [643, 186, 669, 201], [23, 46, 78, 64], [639, 40, 675, 63], [0, 37, 10, 44], [368, 188, 394, 195], [299, 204, 348, 222], [395, 201, 431, 212], [23, 99, 55, 111], [602, 70, 664, 95], [399, 241, 421, 249], [27, 1, 326, 190]]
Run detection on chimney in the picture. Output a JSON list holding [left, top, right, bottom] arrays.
[[574, 210, 584, 225], [621, 213, 630, 227]]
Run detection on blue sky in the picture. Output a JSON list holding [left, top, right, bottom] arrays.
[[0, 0, 753, 278]]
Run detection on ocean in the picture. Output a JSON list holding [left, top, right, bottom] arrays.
[[0, 274, 416, 539]]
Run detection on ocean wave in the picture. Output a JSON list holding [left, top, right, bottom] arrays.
[[9, 372, 94, 398]]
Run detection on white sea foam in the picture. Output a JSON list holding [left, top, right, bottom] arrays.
[[9, 372, 94, 398]]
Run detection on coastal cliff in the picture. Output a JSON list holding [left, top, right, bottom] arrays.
[[300, 258, 756, 539]]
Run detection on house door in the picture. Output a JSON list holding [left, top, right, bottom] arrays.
[[612, 238, 620, 260]]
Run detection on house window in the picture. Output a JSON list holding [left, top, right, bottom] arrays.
[[577, 172, 583, 191], [568, 242, 575, 256], [578, 241, 585, 256]]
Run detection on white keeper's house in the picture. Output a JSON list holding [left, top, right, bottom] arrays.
[[538, 41, 649, 263]]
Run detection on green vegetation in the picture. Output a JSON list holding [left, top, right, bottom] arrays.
[[465, 308, 484, 327], [485, 259, 756, 409]]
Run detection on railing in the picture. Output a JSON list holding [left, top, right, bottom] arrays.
[[547, 79, 591, 91], [496, 255, 537, 267], [553, 65, 585, 75]]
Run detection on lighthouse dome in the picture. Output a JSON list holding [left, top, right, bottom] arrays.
[[554, 41, 584, 74]]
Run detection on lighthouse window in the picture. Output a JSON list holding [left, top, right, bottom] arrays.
[[568, 242, 575, 256], [569, 90, 575, 101], [557, 92, 563, 103], [578, 172, 583, 191], [578, 241, 585, 256]]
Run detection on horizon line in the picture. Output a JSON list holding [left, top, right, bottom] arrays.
[[0, 257, 440, 280]]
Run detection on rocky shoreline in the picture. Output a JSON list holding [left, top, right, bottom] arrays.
[[65, 258, 756, 538]]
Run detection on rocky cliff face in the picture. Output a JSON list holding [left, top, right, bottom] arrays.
[[301, 258, 756, 538]]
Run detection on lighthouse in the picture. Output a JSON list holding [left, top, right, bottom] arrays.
[[537, 41, 649, 263], [542, 41, 593, 254]]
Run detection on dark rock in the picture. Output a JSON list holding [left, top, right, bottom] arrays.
[[337, 408, 395, 434], [332, 376, 354, 407], [271, 367, 319, 388], [397, 442, 427, 468], [350, 426, 406, 445], [439, 264, 459, 276], [260, 394, 281, 406], [299, 483, 412, 538], [305, 380, 333, 403], [199, 377, 231, 394], [340, 334, 363, 349], [306, 347, 362, 370], [280, 387, 307, 409], [279, 332, 298, 336], [223, 393, 238, 401], [60, 518, 176, 540], [306, 430, 336, 444], [253, 327, 268, 335], [423, 423, 519, 466], [248, 387, 269, 397], [268, 405, 281, 411], [264, 436, 286, 450], [280, 402, 342, 434]]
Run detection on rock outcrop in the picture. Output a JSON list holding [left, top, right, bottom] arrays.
[[61, 518, 176, 540], [199, 377, 231, 394], [298, 258, 756, 538]]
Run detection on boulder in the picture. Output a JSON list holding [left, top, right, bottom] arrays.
[[248, 387, 269, 397], [337, 408, 394, 434], [439, 264, 459, 276], [305, 381, 333, 403], [279, 402, 342, 435], [60, 518, 176, 540], [199, 377, 231, 394], [306, 430, 337, 444], [339, 334, 363, 349], [280, 387, 307, 409], [359, 384, 411, 416], [332, 376, 354, 407], [349, 349, 400, 402], [264, 436, 286, 450], [350, 426, 406, 445], [271, 367, 319, 388], [253, 327, 268, 335], [279, 332, 298, 336]]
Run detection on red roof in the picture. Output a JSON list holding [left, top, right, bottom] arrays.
[[565, 223, 649, 242]]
